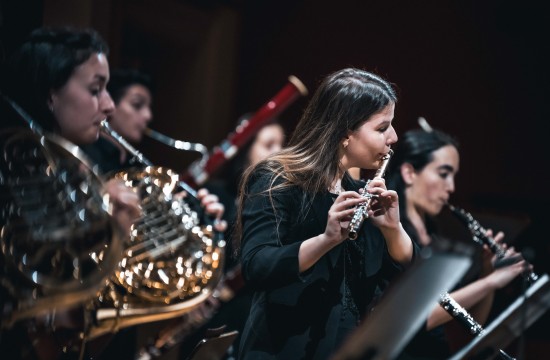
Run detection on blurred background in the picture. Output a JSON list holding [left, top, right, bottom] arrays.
[[1, 0, 549, 358]]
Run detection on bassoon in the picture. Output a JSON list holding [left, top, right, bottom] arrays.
[[183, 75, 308, 187]]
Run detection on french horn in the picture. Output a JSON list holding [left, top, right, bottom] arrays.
[[87, 121, 225, 339], [0, 128, 124, 329]]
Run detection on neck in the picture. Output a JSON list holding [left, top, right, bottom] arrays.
[[406, 202, 432, 246], [101, 132, 128, 164], [329, 171, 345, 194]]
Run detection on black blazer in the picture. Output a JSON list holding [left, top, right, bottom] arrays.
[[239, 169, 410, 359]]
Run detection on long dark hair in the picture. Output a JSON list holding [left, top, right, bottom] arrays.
[[386, 128, 459, 242], [1, 27, 109, 131], [233, 68, 397, 252]]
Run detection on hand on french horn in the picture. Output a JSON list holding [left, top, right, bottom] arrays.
[[360, 177, 400, 231], [198, 188, 228, 232], [104, 178, 142, 235], [175, 188, 228, 232]]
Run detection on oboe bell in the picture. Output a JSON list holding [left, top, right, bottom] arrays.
[[348, 149, 393, 240]]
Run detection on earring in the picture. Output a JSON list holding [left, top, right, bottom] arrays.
[[343, 140, 349, 148]]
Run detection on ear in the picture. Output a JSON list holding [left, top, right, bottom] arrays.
[[400, 163, 416, 185], [342, 133, 351, 148], [47, 91, 56, 112]]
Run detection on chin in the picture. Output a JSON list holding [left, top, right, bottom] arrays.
[[359, 160, 378, 170], [79, 131, 100, 145], [429, 205, 444, 217]]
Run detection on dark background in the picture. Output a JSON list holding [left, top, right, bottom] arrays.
[[1, 0, 549, 358]]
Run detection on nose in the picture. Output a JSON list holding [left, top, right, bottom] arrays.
[[273, 143, 282, 153], [101, 90, 115, 117], [143, 107, 153, 124], [447, 176, 455, 194], [387, 125, 398, 146]]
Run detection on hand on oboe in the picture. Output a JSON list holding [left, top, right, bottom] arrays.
[[480, 229, 505, 274], [484, 253, 530, 290]]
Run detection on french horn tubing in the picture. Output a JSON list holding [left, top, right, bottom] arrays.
[[87, 121, 225, 339], [0, 128, 124, 329]]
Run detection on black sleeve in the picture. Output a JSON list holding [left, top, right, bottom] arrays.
[[240, 170, 304, 290]]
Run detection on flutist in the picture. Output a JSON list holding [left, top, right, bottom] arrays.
[[385, 126, 530, 359], [234, 68, 415, 359]]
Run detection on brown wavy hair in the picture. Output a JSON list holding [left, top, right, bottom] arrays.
[[233, 68, 397, 254]]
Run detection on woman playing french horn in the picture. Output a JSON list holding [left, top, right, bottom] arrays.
[[0, 26, 226, 359], [233, 68, 415, 359]]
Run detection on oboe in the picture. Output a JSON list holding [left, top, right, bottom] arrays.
[[438, 292, 516, 360], [348, 150, 393, 240], [447, 204, 538, 283], [439, 292, 485, 335]]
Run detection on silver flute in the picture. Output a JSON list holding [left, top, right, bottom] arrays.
[[348, 149, 393, 240]]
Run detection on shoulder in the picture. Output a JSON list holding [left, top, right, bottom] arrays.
[[245, 163, 304, 205], [245, 160, 285, 191]]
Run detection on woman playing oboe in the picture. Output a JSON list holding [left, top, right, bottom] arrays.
[[234, 68, 415, 359], [386, 127, 529, 359]]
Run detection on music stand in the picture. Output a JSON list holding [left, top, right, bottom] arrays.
[[449, 274, 550, 360], [331, 246, 474, 360], [186, 330, 239, 360]]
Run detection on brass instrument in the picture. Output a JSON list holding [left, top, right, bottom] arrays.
[[135, 266, 243, 359], [447, 204, 538, 284], [348, 150, 393, 240], [88, 121, 224, 339], [0, 94, 124, 332], [144, 127, 209, 159], [0, 128, 124, 329]]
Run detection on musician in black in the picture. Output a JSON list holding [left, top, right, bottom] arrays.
[[234, 68, 416, 359], [0, 27, 226, 359], [386, 127, 528, 359], [0, 26, 142, 359], [186, 120, 286, 359]]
